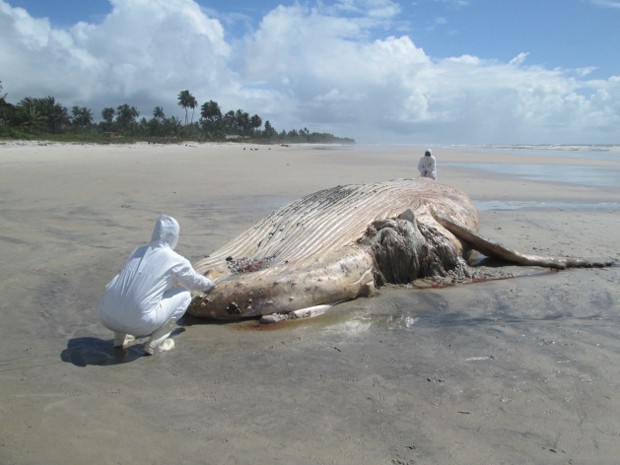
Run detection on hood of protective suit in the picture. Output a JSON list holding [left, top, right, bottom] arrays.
[[151, 215, 180, 249]]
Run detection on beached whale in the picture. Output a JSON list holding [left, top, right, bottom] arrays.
[[188, 178, 613, 321]]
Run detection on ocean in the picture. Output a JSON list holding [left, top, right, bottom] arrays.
[[442, 144, 620, 190]]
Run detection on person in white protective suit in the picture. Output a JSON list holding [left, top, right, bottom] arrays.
[[100, 215, 214, 355], [417, 148, 437, 180]]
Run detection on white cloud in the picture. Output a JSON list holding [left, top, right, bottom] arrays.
[[427, 0, 469, 8], [1, 0, 233, 112], [588, 0, 620, 8], [328, 0, 401, 18], [0, 0, 618, 143], [509, 52, 528, 66]]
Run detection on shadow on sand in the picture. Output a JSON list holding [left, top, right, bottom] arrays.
[[60, 327, 187, 367], [60, 337, 146, 367]]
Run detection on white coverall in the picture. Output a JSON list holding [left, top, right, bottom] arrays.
[[418, 150, 437, 180], [100, 215, 214, 351]]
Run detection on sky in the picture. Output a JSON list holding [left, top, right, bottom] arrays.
[[1, 0, 619, 144]]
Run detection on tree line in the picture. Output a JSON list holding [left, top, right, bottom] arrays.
[[0, 83, 354, 144]]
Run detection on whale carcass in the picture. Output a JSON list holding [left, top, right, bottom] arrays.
[[188, 178, 613, 321]]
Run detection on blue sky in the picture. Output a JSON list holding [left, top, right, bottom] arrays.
[[1, 0, 619, 144]]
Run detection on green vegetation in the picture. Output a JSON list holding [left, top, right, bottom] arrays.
[[0, 83, 355, 144]]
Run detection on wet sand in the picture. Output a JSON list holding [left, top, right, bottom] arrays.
[[1, 141, 619, 465]]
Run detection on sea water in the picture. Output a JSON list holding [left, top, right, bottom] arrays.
[[437, 145, 620, 213], [451, 143, 620, 162], [443, 144, 620, 189]]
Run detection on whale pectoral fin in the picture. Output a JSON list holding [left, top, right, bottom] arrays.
[[432, 209, 615, 269], [259, 313, 289, 324], [259, 304, 333, 324], [290, 304, 333, 319]]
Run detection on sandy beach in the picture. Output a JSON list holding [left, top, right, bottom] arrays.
[[1, 141, 619, 465]]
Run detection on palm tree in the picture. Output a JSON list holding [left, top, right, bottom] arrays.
[[101, 107, 115, 124], [38, 96, 69, 133], [153, 106, 165, 121], [17, 96, 69, 133], [223, 110, 236, 134], [188, 95, 197, 124], [250, 114, 262, 135], [0, 81, 9, 123], [263, 120, 276, 142], [71, 106, 93, 129], [177, 90, 196, 125], [163, 116, 183, 137], [235, 109, 250, 135], [200, 100, 222, 134], [115, 103, 139, 132], [17, 98, 46, 129], [200, 100, 221, 121]]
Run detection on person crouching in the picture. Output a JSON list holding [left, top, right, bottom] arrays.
[[418, 149, 437, 180], [100, 215, 214, 355]]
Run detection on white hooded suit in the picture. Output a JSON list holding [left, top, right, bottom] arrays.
[[418, 150, 437, 180], [100, 215, 214, 339]]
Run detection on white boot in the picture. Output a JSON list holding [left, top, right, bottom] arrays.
[[159, 338, 175, 352], [113, 332, 135, 348], [144, 318, 178, 355]]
